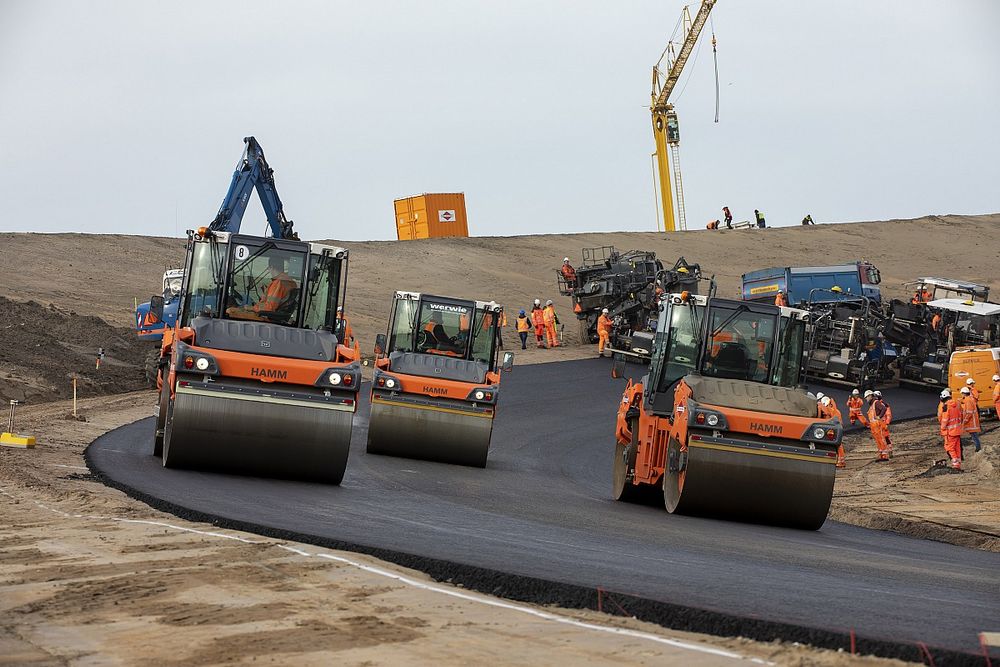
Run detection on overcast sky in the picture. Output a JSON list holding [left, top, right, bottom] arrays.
[[1, 1, 997, 240]]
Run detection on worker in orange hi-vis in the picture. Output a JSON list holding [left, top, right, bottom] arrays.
[[560, 258, 577, 291], [530, 299, 547, 349], [960, 386, 982, 453], [941, 390, 965, 470], [596, 308, 613, 358], [864, 390, 890, 461], [965, 377, 979, 404], [874, 390, 893, 456], [774, 290, 788, 307], [993, 373, 1000, 420], [846, 388, 867, 427], [820, 396, 846, 468], [543, 299, 560, 348]]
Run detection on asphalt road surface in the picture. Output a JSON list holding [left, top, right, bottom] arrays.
[[89, 358, 999, 656]]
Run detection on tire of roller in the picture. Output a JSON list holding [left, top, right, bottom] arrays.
[[612, 418, 659, 504], [663, 438, 835, 530], [153, 373, 169, 457], [162, 390, 352, 484], [366, 399, 492, 468]]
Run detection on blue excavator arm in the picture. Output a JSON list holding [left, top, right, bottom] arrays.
[[209, 136, 295, 239]]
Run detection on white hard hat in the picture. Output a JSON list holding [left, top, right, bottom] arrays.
[[966, 378, 976, 385], [821, 396, 831, 406], [563, 257, 570, 262], [960, 386, 971, 394], [993, 374, 1000, 381], [873, 390, 882, 397], [863, 390, 874, 398], [852, 389, 860, 395], [602, 308, 609, 314], [546, 299, 553, 305], [336, 306, 343, 312], [815, 392, 825, 401], [940, 389, 951, 399], [534, 298, 540, 306]]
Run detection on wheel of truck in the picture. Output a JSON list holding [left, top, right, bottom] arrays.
[[143, 349, 160, 387], [153, 372, 169, 457]]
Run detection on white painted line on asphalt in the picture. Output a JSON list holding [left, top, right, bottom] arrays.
[[1, 485, 770, 664]]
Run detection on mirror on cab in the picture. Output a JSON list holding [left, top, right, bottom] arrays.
[[501, 351, 514, 373], [374, 333, 387, 358], [149, 295, 165, 322]]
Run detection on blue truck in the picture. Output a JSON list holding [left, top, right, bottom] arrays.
[[741, 262, 882, 306], [741, 262, 894, 389]]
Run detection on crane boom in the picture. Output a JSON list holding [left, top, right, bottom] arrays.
[[650, 1, 717, 233]]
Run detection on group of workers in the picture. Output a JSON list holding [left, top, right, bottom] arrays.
[[816, 388, 895, 468], [938, 375, 999, 470], [515, 299, 562, 350], [706, 208, 817, 231]]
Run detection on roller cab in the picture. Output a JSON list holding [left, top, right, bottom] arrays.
[[368, 292, 511, 467], [155, 229, 361, 483], [614, 294, 841, 529]]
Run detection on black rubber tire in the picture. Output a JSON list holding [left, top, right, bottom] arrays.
[[662, 437, 685, 513], [160, 394, 176, 468], [143, 349, 160, 387], [613, 419, 658, 504], [153, 372, 169, 457]]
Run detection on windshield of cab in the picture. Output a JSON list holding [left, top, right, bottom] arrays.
[[701, 304, 777, 383], [224, 242, 305, 326], [415, 300, 473, 358], [654, 302, 702, 394], [302, 254, 342, 332]]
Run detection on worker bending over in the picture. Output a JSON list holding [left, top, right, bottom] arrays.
[[543, 299, 560, 348], [846, 389, 867, 426], [939, 389, 963, 470], [530, 299, 547, 348], [596, 308, 612, 357], [960, 386, 981, 453]]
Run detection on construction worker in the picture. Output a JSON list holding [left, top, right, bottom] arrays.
[[706, 220, 720, 230], [965, 377, 979, 404], [801, 214, 815, 225], [819, 396, 845, 468], [960, 386, 982, 453], [560, 258, 577, 290], [543, 299, 560, 348], [227, 255, 297, 322], [597, 308, 613, 357], [515, 309, 531, 350], [864, 390, 890, 461], [774, 290, 788, 307], [754, 209, 766, 229], [940, 389, 964, 470], [930, 310, 942, 333], [911, 287, 932, 304], [723, 206, 733, 229], [993, 373, 1000, 420], [846, 388, 868, 426], [530, 299, 547, 348], [336, 306, 354, 346]]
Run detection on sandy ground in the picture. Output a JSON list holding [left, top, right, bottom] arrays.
[[830, 417, 1000, 552], [0, 393, 906, 667]]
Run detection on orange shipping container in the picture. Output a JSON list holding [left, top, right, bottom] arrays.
[[394, 193, 469, 240]]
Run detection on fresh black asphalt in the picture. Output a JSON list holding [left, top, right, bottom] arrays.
[[88, 358, 1000, 662]]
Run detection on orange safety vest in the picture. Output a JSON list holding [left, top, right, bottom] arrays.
[[820, 402, 842, 423], [774, 293, 788, 307], [962, 394, 981, 433], [944, 399, 963, 436], [531, 307, 546, 331], [937, 400, 948, 435], [931, 314, 941, 331], [543, 305, 557, 326], [561, 265, 577, 282], [516, 315, 531, 333], [597, 314, 613, 335], [847, 395, 864, 415], [254, 273, 296, 313], [994, 383, 1000, 405]]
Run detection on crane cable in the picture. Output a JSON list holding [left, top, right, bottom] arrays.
[[711, 15, 720, 123]]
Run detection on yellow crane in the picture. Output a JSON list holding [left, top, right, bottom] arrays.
[[651, 1, 717, 232]]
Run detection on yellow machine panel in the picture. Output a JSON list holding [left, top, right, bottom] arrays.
[[949, 347, 1000, 410], [394, 193, 469, 240]]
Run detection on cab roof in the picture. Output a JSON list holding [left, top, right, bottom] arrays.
[[926, 298, 1000, 317], [394, 291, 502, 311]]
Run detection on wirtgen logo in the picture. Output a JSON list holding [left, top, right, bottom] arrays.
[[428, 303, 469, 314], [750, 422, 782, 434], [252, 368, 287, 380]]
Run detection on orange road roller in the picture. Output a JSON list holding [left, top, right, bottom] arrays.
[[368, 292, 512, 467], [614, 292, 841, 529], [153, 228, 361, 483]]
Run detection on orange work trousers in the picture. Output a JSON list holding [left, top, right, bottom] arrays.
[[870, 420, 890, 459], [836, 444, 846, 468], [545, 323, 559, 347], [944, 435, 962, 468], [849, 410, 867, 427], [534, 324, 546, 346], [598, 330, 609, 354]]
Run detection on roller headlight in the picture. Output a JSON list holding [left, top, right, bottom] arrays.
[[474, 390, 485, 400], [195, 357, 210, 371], [328, 372, 342, 385], [813, 427, 826, 440], [706, 414, 719, 427], [385, 378, 396, 389]]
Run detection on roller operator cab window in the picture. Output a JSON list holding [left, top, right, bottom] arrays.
[[301, 254, 342, 332], [773, 317, 806, 388], [655, 302, 702, 394], [416, 301, 472, 358], [180, 240, 224, 327], [387, 297, 419, 354], [224, 243, 304, 326], [703, 305, 777, 383], [470, 307, 499, 368]]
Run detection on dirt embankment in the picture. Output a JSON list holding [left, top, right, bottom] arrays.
[[0, 296, 149, 404], [832, 417, 1000, 552]]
